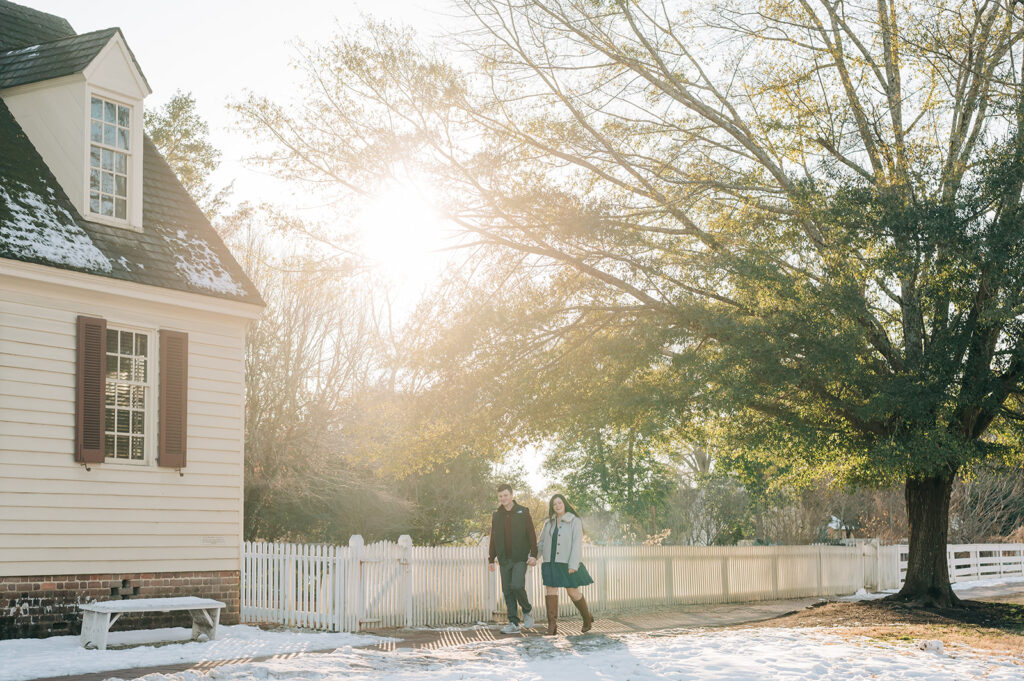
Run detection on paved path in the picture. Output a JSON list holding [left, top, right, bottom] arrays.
[[26, 583, 1024, 681]]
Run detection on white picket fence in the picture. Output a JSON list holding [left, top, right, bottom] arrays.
[[893, 543, 1024, 586], [242, 536, 886, 631]]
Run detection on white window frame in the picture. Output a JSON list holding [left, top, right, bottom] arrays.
[[84, 88, 142, 231], [104, 324, 156, 466]]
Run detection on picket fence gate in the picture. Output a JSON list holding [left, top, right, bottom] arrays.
[[242, 537, 888, 632]]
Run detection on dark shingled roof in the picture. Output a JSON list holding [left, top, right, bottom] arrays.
[[0, 0, 74, 50], [0, 2, 261, 305], [0, 28, 125, 90]]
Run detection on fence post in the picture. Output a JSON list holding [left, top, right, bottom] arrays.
[[816, 545, 824, 596], [720, 554, 730, 602], [664, 555, 674, 606], [771, 552, 779, 600], [349, 535, 364, 632], [399, 534, 413, 628]]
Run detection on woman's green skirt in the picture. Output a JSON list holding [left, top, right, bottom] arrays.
[[541, 561, 594, 588]]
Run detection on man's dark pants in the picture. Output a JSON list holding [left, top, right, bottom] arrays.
[[499, 560, 531, 624]]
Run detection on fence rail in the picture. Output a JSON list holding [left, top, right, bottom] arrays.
[[242, 537, 892, 631], [893, 543, 1024, 586]]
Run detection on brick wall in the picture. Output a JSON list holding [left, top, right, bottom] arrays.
[[0, 570, 239, 640]]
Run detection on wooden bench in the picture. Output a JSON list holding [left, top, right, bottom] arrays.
[[79, 596, 225, 650]]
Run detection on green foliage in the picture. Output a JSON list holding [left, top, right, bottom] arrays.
[[235, 3, 1024, 592], [145, 90, 229, 218]]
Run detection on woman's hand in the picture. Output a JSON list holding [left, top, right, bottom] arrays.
[[568, 568, 576, 574]]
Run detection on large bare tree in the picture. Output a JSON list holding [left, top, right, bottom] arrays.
[[238, 0, 1024, 605]]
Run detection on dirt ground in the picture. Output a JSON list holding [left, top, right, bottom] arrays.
[[745, 595, 1024, 655]]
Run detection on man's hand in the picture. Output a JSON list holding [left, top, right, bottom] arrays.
[[568, 568, 577, 574], [527, 557, 537, 567], [488, 562, 495, 572]]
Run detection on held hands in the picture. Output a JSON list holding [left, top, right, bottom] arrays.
[[568, 568, 577, 574], [488, 562, 495, 572], [527, 557, 537, 567]]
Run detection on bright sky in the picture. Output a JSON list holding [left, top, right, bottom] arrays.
[[30, 0, 459, 300], [27, 0, 550, 491]]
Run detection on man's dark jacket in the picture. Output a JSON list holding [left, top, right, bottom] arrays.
[[488, 502, 539, 564]]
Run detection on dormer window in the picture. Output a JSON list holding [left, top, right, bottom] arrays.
[[89, 95, 130, 220]]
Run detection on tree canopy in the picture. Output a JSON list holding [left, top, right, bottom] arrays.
[[237, 0, 1024, 605]]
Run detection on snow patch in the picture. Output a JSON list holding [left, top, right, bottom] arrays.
[[97, 628, 1024, 681], [0, 182, 110, 272], [0, 624, 390, 681], [163, 228, 245, 296]]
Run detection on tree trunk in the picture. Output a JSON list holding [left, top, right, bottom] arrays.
[[892, 473, 960, 607]]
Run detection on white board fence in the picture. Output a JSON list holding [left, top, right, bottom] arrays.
[[893, 543, 1024, 587], [242, 537, 885, 631]]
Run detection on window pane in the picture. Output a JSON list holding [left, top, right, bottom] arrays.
[[114, 152, 127, 174], [116, 409, 129, 433], [101, 195, 114, 215], [118, 105, 130, 127], [130, 436, 144, 460], [135, 334, 147, 356], [117, 384, 130, 407], [90, 147, 100, 168], [106, 353, 117, 379], [121, 330, 134, 354], [117, 127, 129, 150], [90, 192, 101, 213], [106, 329, 118, 350], [132, 386, 145, 409], [105, 383, 115, 407], [103, 124, 116, 146], [91, 121, 102, 143], [131, 410, 144, 434], [90, 169, 100, 191], [116, 435, 129, 458], [115, 199, 126, 219], [115, 175, 127, 197], [104, 100, 116, 123], [105, 409, 115, 433], [102, 149, 114, 170], [91, 97, 103, 120], [102, 171, 114, 194], [119, 356, 131, 381], [104, 434, 114, 457]]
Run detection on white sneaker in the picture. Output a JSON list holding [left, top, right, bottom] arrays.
[[500, 622, 520, 634], [523, 611, 535, 628]]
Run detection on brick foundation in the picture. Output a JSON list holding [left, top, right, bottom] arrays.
[[0, 571, 239, 640]]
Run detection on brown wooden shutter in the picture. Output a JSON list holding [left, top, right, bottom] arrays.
[[75, 315, 107, 464], [158, 330, 188, 468]]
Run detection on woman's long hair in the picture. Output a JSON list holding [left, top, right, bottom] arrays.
[[548, 493, 580, 520]]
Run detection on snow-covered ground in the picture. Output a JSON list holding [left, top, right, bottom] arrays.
[[118, 629, 1022, 681], [839, 574, 1024, 601], [3, 577, 1023, 681], [0, 625, 389, 681]]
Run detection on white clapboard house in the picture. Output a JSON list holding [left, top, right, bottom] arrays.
[[0, 0, 263, 638]]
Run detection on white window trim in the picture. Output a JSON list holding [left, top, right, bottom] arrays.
[[83, 86, 143, 232], [103, 323, 158, 466]]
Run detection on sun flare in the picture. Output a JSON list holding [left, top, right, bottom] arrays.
[[357, 180, 451, 289]]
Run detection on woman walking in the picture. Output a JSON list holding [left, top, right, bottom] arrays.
[[537, 493, 594, 635]]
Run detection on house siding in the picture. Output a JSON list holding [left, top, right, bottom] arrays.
[[0, 270, 248, 582], [2, 76, 87, 211]]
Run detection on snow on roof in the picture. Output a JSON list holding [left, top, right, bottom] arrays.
[[0, 181, 110, 272], [168, 228, 246, 296]]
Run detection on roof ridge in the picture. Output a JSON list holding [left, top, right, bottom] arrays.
[[0, 26, 119, 57]]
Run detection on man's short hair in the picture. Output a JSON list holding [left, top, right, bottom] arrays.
[[497, 483, 513, 494]]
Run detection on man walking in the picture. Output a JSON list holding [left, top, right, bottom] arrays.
[[488, 484, 538, 633]]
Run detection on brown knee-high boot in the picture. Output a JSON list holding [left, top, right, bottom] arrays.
[[545, 594, 559, 635], [571, 595, 593, 633]]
